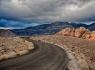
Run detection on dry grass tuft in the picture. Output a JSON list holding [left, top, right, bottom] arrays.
[[0, 37, 34, 60]]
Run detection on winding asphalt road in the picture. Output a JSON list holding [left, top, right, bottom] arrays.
[[0, 38, 68, 70]]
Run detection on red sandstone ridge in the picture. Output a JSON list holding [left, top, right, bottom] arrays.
[[55, 28, 75, 36], [55, 27, 95, 41], [91, 31, 95, 41]]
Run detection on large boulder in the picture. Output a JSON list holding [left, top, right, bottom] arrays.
[[82, 29, 91, 40], [91, 30, 95, 41], [75, 27, 86, 38], [56, 28, 75, 36]]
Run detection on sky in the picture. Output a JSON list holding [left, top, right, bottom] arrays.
[[0, 0, 95, 29]]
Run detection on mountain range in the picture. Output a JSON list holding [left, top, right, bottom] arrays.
[[11, 22, 95, 36]]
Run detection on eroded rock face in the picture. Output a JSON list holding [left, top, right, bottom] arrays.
[[75, 27, 86, 38], [56, 28, 75, 36], [55, 27, 95, 41], [82, 29, 91, 40], [91, 31, 95, 41]]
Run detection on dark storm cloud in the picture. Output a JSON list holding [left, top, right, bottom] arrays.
[[0, 0, 95, 28], [0, 19, 43, 29]]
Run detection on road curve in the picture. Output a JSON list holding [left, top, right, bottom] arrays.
[[0, 38, 69, 70]]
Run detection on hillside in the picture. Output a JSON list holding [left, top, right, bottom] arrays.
[[31, 35, 95, 69], [0, 29, 16, 37], [0, 37, 34, 60], [11, 22, 95, 36], [55, 27, 95, 41]]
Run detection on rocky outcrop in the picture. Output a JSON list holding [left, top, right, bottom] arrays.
[[91, 30, 95, 41], [82, 29, 91, 40], [55, 27, 95, 41], [75, 27, 86, 38], [0, 29, 16, 37], [56, 28, 75, 36]]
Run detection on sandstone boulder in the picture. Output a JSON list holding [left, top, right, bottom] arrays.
[[75, 27, 86, 38], [56, 28, 75, 36], [82, 29, 91, 40], [91, 30, 95, 41]]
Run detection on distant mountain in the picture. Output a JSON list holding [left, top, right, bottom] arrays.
[[0, 29, 16, 37], [11, 22, 95, 36], [88, 22, 95, 31]]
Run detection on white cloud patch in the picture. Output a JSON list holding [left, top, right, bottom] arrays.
[[0, 27, 14, 29]]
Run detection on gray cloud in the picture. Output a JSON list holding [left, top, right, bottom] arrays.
[[0, 0, 95, 23]]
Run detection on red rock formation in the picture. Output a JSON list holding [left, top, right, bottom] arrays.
[[56, 28, 75, 36], [55, 27, 95, 41], [75, 27, 86, 38], [91, 30, 95, 41], [82, 29, 91, 40]]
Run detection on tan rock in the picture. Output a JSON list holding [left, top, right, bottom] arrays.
[[91, 30, 95, 37], [0, 52, 17, 60], [75, 27, 86, 38], [56, 27, 87, 38], [55, 28, 75, 36], [82, 29, 91, 39], [19, 50, 29, 55], [55, 27, 95, 41], [91, 30, 95, 41]]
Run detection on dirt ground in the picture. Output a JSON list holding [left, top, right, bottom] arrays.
[[31, 35, 95, 70]]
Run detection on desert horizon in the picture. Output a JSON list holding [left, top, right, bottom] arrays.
[[0, 0, 95, 70]]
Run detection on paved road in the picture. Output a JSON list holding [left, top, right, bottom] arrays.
[[0, 38, 68, 70]]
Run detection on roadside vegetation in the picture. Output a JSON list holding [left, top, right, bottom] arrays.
[[0, 37, 34, 60]]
